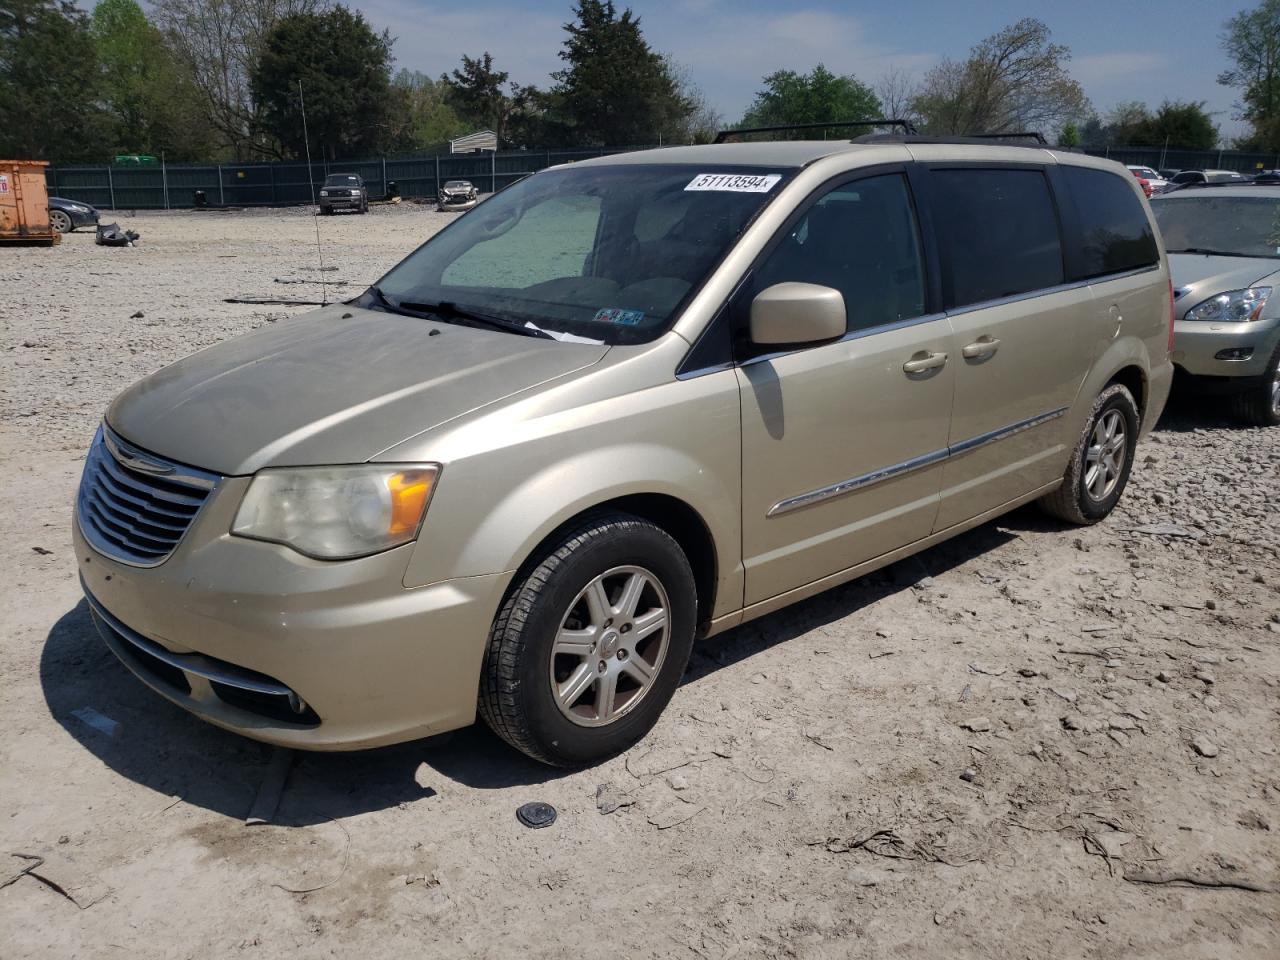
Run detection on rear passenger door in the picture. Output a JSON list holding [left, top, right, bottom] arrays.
[[924, 165, 1095, 530]]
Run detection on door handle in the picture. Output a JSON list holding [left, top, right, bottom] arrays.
[[962, 337, 1001, 359], [902, 351, 948, 374]]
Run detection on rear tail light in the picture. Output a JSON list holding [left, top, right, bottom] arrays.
[[1167, 279, 1175, 355]]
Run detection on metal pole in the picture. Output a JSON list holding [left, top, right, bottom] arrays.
[[107, 164, 116, 210], [434, 154, 440, 198], [217, 165, 224, 205], [490, 149, 496, 193], [382, 155, 387, 198], [1160, 135, 1168, 170], [162, 152, 169, 210], [1217, 148, 1223, 168]]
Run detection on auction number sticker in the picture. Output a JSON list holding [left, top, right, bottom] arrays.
[[685, 173, 781, 193]]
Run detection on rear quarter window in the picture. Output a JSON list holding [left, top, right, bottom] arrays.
[[1062, 166, 1159, 279]]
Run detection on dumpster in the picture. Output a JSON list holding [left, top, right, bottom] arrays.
[[0, 160, 58, 245]]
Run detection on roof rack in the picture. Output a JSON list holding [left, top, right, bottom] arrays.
[[713, 119, 917, 144], [851, 132, 1052, 148]]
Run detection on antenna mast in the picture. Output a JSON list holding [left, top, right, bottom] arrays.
[[299, 80, 327, 305]]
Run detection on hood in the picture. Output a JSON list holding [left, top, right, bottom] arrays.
[[1169, 253, 1279, 318], [107, 306, 608, 475]]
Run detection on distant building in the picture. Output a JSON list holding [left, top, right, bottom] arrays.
[[449, 130, 498, 154]]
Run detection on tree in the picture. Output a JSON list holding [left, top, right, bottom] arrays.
[[875, 66, 919, 127], [390, 70, 467, 151], [250, 5, 394, 160], [1219, 0, 1280, 151], [1104, 100, 1218, 150], [0, 0, 108, 161], [663, 58, 721, 144], [1057, 122, 1080, 149], [739, 64, 881, 133], [443, 52, 519, 142], [911, 18, 1089, 135], [551, 0, 690, 145], [152, 0, 327, 159], [90, 0, 214, 161]]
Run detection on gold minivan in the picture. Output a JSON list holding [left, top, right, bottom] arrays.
[[76, 136, 1173, 765]]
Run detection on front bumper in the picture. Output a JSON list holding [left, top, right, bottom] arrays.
[[438, 196, 477, 211], [69, 207, 100, 228], [1172, 315, 1280, 378], [73, 499, 511, 750], [319, 196, 362, 209]]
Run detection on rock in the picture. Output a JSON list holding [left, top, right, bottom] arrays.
[[1108, 715, 1137, 731], [1191, 736, 1219, 758], [1156, 670, 1173, 683], [595, 782, 635, 815], [1017, 668, 1038, 678], [666, 773, 689, 792], [968, 662, 1006, 676], [130, 310, 144, 319], [1050, 686, 1078, 704], [1194, 670, 1215, 685], [959, 767, 977, 782], [1237, 811, 1271, 831], [1031, 743, 1045, 761], [959, 717, 991, 732]]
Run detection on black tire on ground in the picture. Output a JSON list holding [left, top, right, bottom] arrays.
[[478, 512, 697, 767], [49, 209, 73, 234], [1038, 383, 1140, 525], [1229, 342, 1280, 427], [319, 206, 332, 216], [359, 199, 368, 214]]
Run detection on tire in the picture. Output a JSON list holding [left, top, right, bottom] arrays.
[[478, 513, 697, 766], [49, 209, 73, 234], [1038, 383, 1140, 525], [319, 206, 332, 217], [1229, 342, 1280, 427]]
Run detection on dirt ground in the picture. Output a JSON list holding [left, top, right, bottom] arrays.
[[1, 206, 1278, 959]]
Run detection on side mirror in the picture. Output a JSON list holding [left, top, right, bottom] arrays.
[[750, 282, 846, 346]]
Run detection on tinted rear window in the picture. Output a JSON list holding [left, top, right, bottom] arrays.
[[931, 168, 1064, 307], [1062, 166, 1159, 279]]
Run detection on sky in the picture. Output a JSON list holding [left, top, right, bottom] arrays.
[[357, 0, 1254, 140]]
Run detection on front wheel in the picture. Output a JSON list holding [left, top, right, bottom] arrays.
[[1039, 383, 1139, 524], [1230, 343, 1280, 427], [478, 513, 696, 766], [49, 209, 73, 234]]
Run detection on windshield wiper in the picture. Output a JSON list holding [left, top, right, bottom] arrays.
[[1166, 247, 1254, 258], [364, 287, 553, 339]]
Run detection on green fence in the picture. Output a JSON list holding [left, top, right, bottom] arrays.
[[46, 146, 657, 211]]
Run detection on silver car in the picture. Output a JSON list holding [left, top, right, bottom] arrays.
[[1151, 183, 1280, 425], [75, 140, 1172, 765]]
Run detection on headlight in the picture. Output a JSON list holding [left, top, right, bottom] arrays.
[[232, 464, 439, 559], [319, 190, 329, 197], [1184, 287, 1272, 322]]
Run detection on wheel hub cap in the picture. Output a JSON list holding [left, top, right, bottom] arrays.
[[1084, 409, 1126, 501], [549, 565, 670, 728]]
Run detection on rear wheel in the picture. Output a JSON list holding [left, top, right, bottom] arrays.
[[1039, 383, 1139, 524], [49, 209, 73, 233], [1230, 343, 1280, 427], [478, 513, 696, 766]]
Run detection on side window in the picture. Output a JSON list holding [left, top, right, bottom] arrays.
[[1061, 166, 1159, 279], [930, 168, 1064, 308], [753, 173, 926, 333], [442, 196, 601, 287]]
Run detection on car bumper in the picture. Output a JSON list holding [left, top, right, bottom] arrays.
[[438, 198, 477, 211], [73, 508, 511, 750], [319, 197, 362, 209], [69, 208, 100, 228], [1172, 315, 1280, 378]]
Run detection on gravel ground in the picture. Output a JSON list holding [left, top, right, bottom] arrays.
[[1, 207, 1278, 959]]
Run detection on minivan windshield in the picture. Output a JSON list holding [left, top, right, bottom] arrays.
[[368, 164, 791, 344], [1152, 195, 1280, 259]]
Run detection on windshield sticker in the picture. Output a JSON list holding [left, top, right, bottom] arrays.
[[593, 308, 645, 326], [685, 173, 781, 193]]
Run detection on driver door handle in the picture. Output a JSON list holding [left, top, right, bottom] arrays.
[[962, 337, 1001, 359], [902, 351, 948, 374]]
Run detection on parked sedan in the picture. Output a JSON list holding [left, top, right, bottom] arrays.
[[438, 180, 479, 211], [47, 196, 100, 234], [319, 173, 368, 215], [1126, 165, 1170, 194], [1150, 183, 1280, 425], [1167, 169, 1247, 189]]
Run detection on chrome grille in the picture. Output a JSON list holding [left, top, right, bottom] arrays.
[[77, 427, 219, 566]]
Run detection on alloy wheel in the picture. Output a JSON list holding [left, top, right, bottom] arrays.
[[49, 210, 71, 233], [1084, 409, 1126, 501], [549, 565, 670, 727]]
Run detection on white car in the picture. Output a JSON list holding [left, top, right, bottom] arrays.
[[1126, 165, 1170, 194]]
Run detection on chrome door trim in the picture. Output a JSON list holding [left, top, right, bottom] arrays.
[[767, 405, 1069, 517], [767, 447, 949, 517], [947, 405, 1068, 457]]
